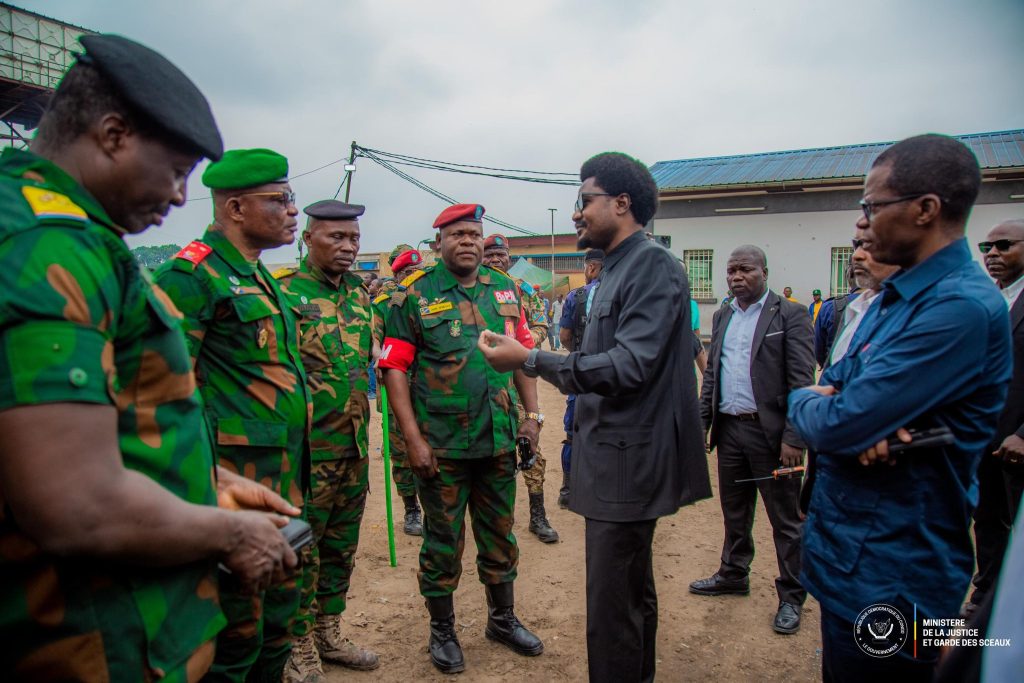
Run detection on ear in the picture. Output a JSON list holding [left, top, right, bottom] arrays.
[[915, 194, 943, 226], [224, 195, 246, 222], [302, 229, 313, 248], [92, 112, 132, 159], [614, 193, 632, 217]]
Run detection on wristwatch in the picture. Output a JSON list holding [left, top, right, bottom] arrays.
[[524, 411, 545, 426], [523, 347, 540, 378]]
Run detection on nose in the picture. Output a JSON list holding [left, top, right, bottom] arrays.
[[572, 208, 583, 222], [855, 213, 870, 230], [171, 178, 187, 207]]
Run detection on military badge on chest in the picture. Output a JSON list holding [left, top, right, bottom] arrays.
[[257, 327, 270, 348], [420, 297, 454, 316], [449, 320, 462, 337]]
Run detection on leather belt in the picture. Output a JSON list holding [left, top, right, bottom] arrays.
[[724, 412, 759, 422]]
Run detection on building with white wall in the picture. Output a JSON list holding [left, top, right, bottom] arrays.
[[650, 130, 1024, 333]]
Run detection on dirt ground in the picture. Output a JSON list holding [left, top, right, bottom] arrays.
[[327, 378, 822, 681]]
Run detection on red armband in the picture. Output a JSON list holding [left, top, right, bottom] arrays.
[[379, 337, 417, 371], [516, 308, 535, 348]]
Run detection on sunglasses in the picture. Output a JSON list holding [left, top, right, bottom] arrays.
[[858, 194, 928, 222], [234, 191, 297, 206], [851, 238, 874, 250], [978, 239, 1024, 254], [574, 192, 615, 213]]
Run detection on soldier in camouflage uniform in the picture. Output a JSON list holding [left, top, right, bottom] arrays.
[[373, 244, 426, 536], [155, 148, 312, 683], [380, 203, 544, 674], [482, 233, 559, 543], [0, 35, 297, 682], [276, 199, 379, 680]]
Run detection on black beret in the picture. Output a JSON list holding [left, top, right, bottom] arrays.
[[304, 200, 365, 220], [585, 249, 605, 262], [77, 34, 223, 160]]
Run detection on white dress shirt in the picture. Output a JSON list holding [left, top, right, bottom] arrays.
[[1000, 273, 1024, 309], [718, 289, 769, 415], [828, 288, 882, 366]]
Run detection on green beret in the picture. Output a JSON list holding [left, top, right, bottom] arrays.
[[388, 243, 415, 264], [202, 148, 289, 190]]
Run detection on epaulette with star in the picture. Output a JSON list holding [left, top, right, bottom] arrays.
[[169, 240, 213, 272], [272, 266, 298, 280]]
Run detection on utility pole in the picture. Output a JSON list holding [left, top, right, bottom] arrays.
[[548, 208, 557, 296], [343, 140, 357, 202]]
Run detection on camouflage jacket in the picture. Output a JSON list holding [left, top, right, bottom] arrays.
[[510, 276, 548, 347], [0, 148, 224, 679], [276, 259, 371, 460], [371, 278, 401, 344], [379, 262, 534, 459], [155, 228, 311, 503]]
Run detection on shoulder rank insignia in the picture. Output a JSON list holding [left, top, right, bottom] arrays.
[[21, 186, 87, 221], [374, 292, 391, 305], [272, 266, 298, 279], [175, 240, 213, 265], [400, 269, 427, 288]]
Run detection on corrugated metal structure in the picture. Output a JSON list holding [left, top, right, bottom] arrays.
[[0, 2, 93, 146], [651, 130, 1024, 195]]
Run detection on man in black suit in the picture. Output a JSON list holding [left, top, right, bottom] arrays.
[[477, 152, 711, 682], [966, 219, 1024, 616], [690, 245, 815, 634]]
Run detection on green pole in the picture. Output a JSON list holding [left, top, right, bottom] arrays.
[[381, 385, 397, 567]]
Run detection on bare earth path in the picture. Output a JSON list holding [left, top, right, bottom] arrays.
[[326, 379, 822, 681]]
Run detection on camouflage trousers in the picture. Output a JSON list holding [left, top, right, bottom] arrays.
[[416, 452, 519, 597], [516, 403, 546, 495], [205, 573, 299, 683], [291, 457, 369, 637], [386, 405, 416, 498]]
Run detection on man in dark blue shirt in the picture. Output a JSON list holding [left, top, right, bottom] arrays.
[[788, 134, 1010, 681]]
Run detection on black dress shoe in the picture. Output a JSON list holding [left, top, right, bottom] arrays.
[[688, 573, 750, 596], [773, 601, 802, 634]]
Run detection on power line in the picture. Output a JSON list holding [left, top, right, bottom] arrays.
[[356, 145, 578, 185]]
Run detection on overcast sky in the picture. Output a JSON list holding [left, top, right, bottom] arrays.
[[19, 0, 1024, 261]]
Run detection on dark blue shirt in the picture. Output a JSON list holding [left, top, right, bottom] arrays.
[[813, 291, 863, 368], [788, 238, 1010, 623]]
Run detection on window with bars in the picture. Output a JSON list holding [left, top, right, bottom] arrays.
[[683, 249, 714, 300], [527, 254, 585, 272], [830, 246, 854, 297]]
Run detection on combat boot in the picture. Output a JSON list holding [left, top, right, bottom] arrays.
[[426, 595, 465, 673], [484, 582, 544, 656], [557, 472, 570, 509], [403, 494, 423, 536], [528, 492, 559, 543], [314, 613, 379, 671], [283, 632, 325, 683]]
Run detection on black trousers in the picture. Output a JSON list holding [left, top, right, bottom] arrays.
[[716, 415, 805, 604], [584, 518, 658, 683], [970, 453, 1024, 605]]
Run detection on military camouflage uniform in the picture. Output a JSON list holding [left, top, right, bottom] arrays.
[[380, 262, 535, 596], [155, 227, 311, 683], [372, 277, 415, 498], [0, 148, 225, 681], [509, 276, 548, 495], [276, 259, 371, 635]]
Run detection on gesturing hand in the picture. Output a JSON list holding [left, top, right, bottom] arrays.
[[477, 330, 531, 372]]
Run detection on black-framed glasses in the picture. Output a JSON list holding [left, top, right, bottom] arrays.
[[851, 238, 873, 250], [574, 192, 614, 213], [858, 194, 927, 222], [234, 191, 297, 206], [978, 239, 1024, 254]]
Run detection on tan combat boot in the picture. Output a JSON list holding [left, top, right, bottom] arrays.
[[314, 613, 380, 671], [283, 631, 325, 683]]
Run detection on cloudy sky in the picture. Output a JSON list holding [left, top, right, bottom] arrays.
[[18, 0, 1024, 261]]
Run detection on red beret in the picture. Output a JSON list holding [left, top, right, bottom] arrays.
[[483, 233, 509, 250], [433, 203, 485, 229], [390, 249, 423, 274]]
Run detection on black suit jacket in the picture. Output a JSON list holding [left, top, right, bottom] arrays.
[[534, 231, 712, 522], [993, 294, 1024, 446], [700, 290, 815, 453]]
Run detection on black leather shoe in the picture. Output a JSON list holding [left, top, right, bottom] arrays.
[[484, 583, 544, 656], [689, 573, 750, 596], [426, 596, 465, 673], [773, 601, 802, 634]]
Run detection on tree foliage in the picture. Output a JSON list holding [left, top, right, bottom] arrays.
[[131, 244, 182, 269]]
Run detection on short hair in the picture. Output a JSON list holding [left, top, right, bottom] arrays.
[[579, 152, 659, 226], [35, 62, 177, 152], [872, 134, 981, 224], [730, 244, 767, 268]]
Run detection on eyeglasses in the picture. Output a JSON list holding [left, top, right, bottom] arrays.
[[574, 192, 614, 213], [234, 191, 297, 206], [858, 194, 927, 222], [978, 239, 1024, 254], [851, 238, 873, 250]]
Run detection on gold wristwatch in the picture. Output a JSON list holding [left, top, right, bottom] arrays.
[[524, 412, 545, 425]]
